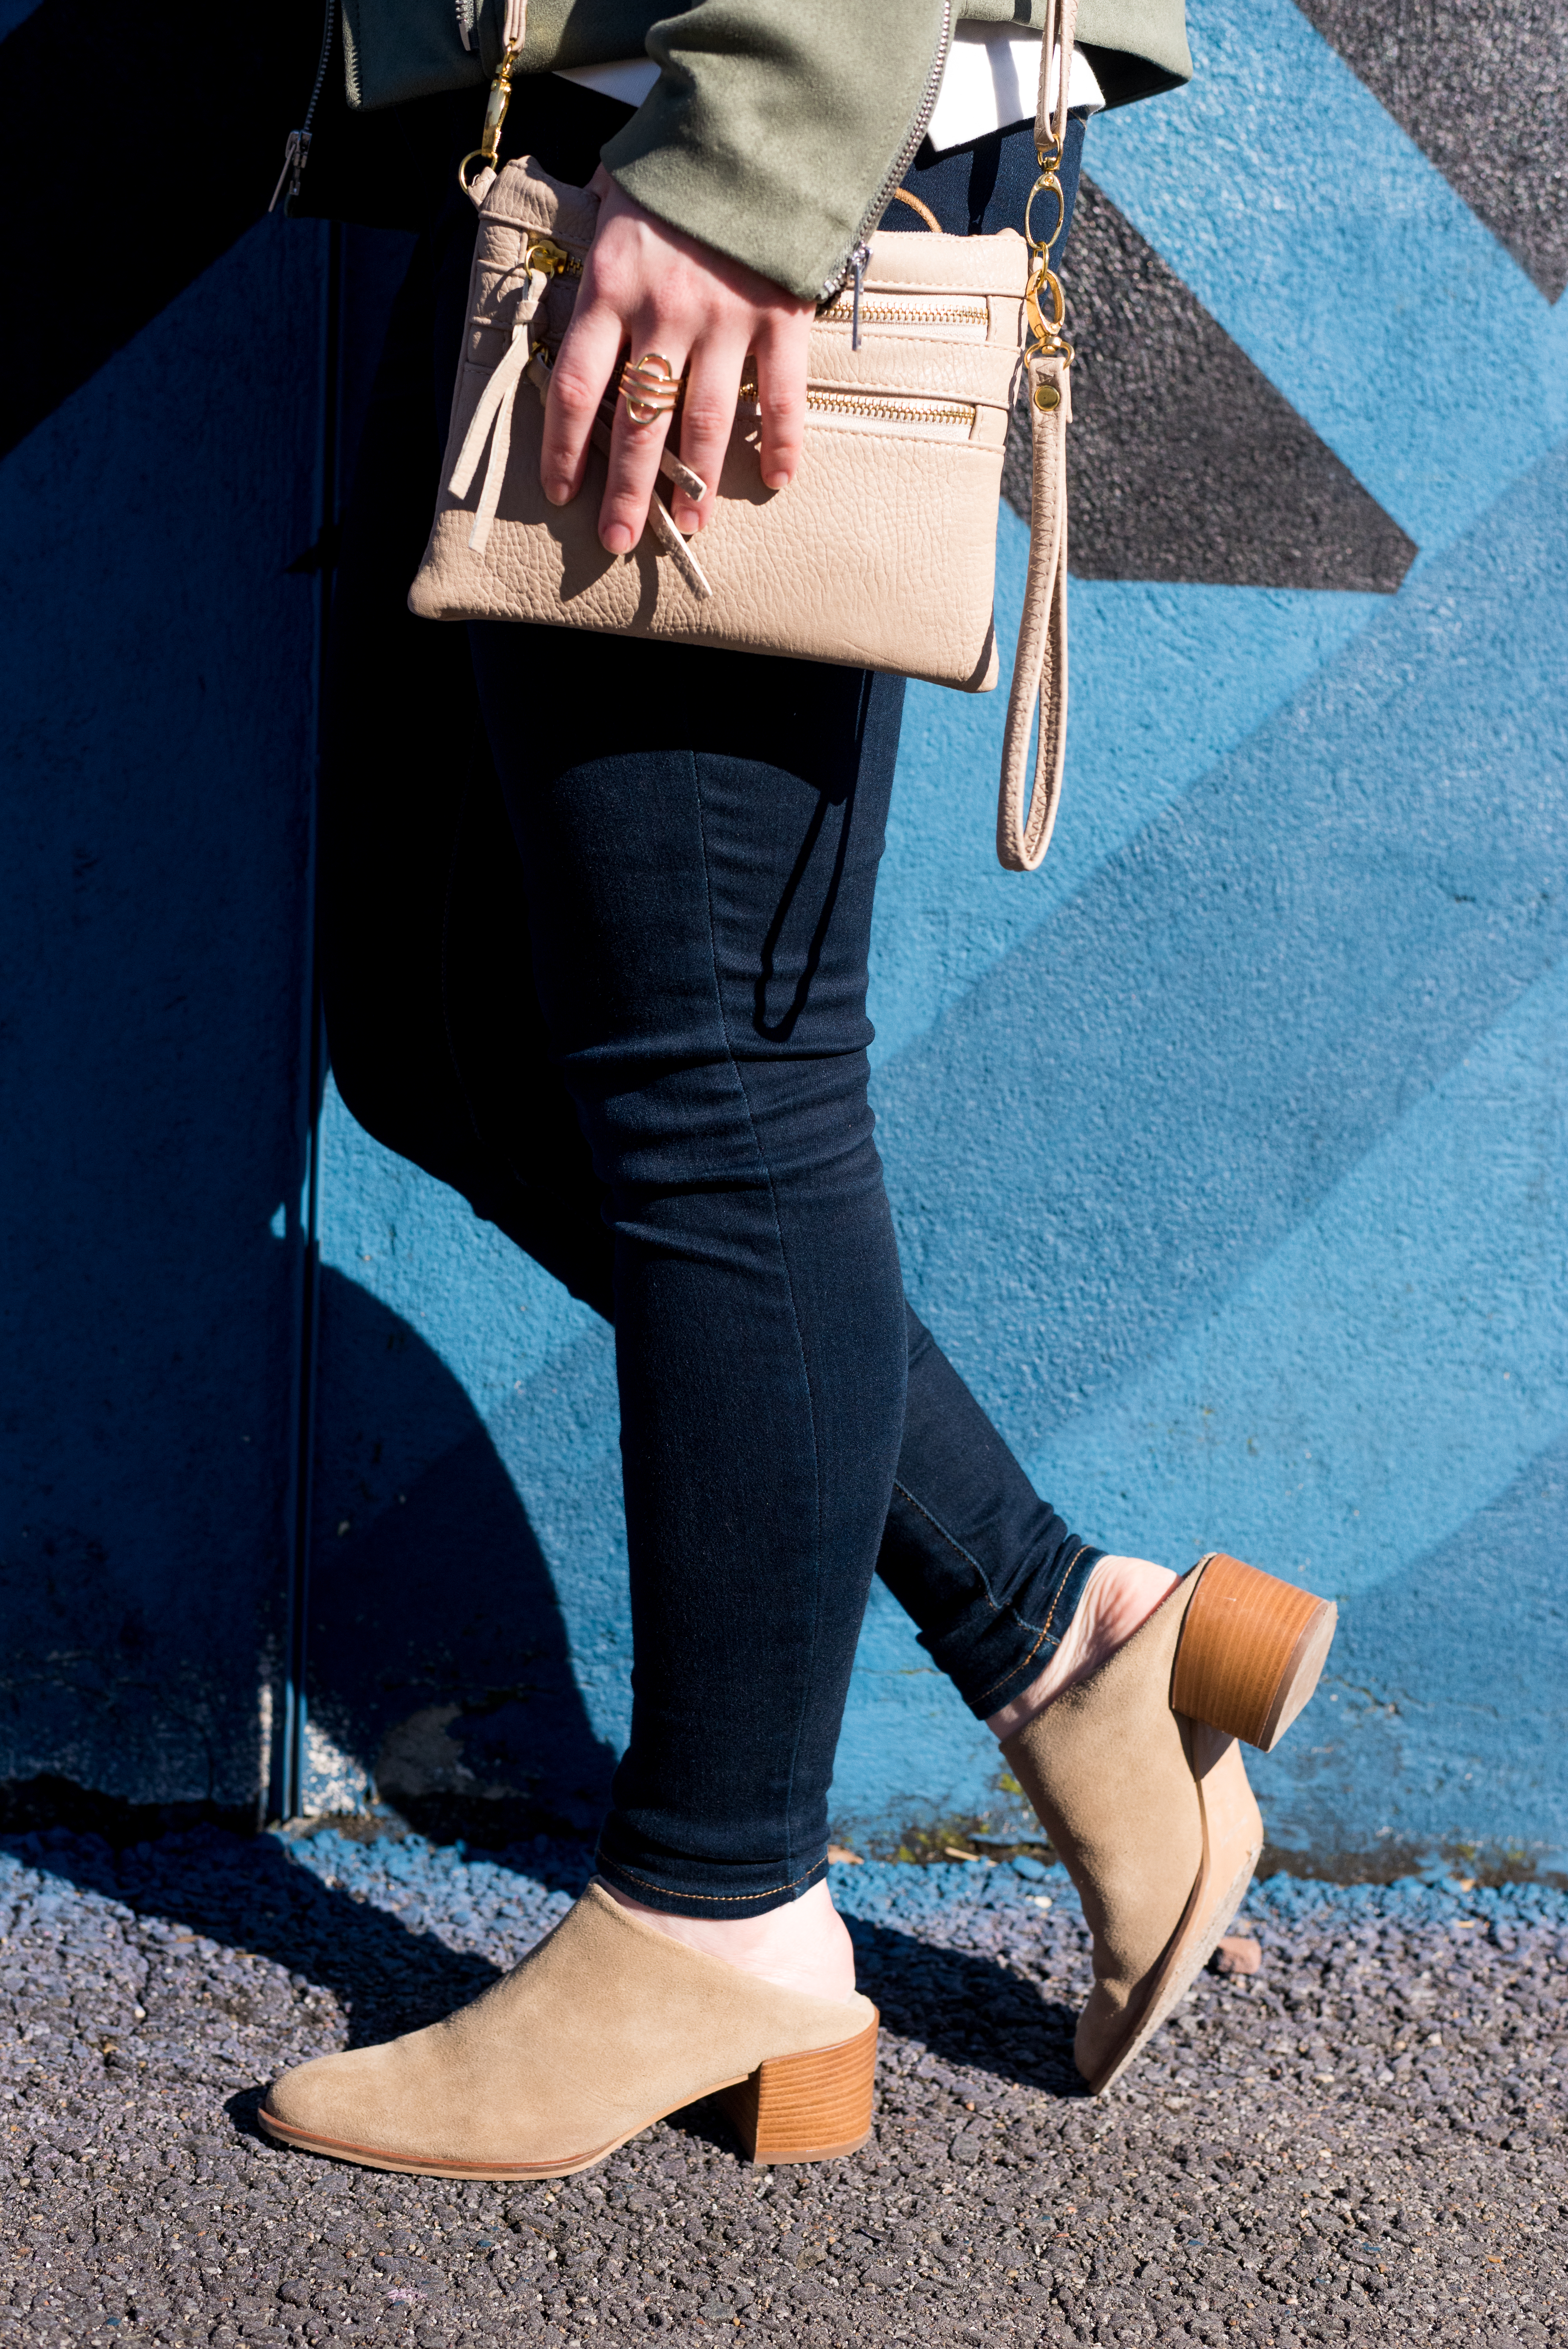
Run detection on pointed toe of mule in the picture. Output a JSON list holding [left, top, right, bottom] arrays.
[[260, 1880, 879, 2179], [263, 2039, 430, 2169], [1004, 1550, 1335, 2096]]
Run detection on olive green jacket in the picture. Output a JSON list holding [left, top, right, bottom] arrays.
[[344, 0, 1190, 299]]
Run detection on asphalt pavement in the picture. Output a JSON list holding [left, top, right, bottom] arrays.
[[3, 1822, 1564, 2347]]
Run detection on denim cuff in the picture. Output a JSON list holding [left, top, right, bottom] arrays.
[[593, 1839, 830, 1922], [951, 1536, 1105, 1720]]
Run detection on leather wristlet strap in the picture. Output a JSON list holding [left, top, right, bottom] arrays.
[[1035, 0, 1075, 158], [998, 349, 1070, 869], [996, 0, 1076, 872]]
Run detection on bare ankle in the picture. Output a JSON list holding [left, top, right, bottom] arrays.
[[602, 1877, 857, 2001], [986, 1554, 1180, 1741]]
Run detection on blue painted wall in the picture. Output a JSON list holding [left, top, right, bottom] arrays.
[[305, 0, 1568, 1870], [6, 1, 1565, 1872], [1, 221, 327, 1806]]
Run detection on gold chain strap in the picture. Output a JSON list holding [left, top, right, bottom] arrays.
[[1023, 135, 1073, 408], [1023, 0, 1075, 412]]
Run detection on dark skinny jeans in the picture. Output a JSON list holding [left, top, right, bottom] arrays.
[[321, 84, 1097, 1916]]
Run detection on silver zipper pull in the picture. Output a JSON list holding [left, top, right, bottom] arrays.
[[269, 129, 310, 216], [848, 245, 870, 350], [269, 0, 337, 215]]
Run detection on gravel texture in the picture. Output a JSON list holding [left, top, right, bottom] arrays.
[[3, 1823, 1566, 2347]]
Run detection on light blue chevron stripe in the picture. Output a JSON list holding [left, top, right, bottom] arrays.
[[1025, 954, 1568, 1597], [869, 508, 1383, 1066], [875, 430, 1568, 1466], [1082, 0, 1568, 556]]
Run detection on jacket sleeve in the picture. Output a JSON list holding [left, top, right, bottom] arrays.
[[341, 0, 1190, 298], [599, 0, 949, 303], [597, 0, 1190, 301]]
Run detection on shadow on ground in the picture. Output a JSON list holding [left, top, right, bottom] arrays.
[[849, 1920, 1083, 2101], [6, 1825, 1083, 2102]]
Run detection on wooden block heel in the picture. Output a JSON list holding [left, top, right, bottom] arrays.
[[1171, 1552, 1337, 1752], [714, 2011, 878, 2165]]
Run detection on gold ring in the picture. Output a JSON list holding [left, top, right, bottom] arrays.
[[620, 351, 682, 426]]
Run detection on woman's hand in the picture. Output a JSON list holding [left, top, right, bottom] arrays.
[[540, 168, 814, 551]]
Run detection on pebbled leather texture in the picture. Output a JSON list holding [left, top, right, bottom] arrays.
[[410, 0, 1077, 867], [410, 162, 1023, 691]]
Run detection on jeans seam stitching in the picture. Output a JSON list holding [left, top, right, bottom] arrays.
[[599, 1860, 826, 1904], [691, 750, 823, 1894], [973, 1544, 1092, 1705], [891, 1477, 1068, 1659], [890, 1478, 1017, 1620]]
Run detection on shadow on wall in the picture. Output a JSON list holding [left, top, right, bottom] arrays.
[[306, 1269, 618, 1843], [0, 223, 325, 1809], [0, 187, 422, 1815]]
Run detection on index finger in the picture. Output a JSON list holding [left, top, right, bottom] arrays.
[[540, 297, 628, 511]]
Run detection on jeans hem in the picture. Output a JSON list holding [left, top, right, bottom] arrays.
[[939, 1540, 1106, 1720], [593, 1852, 830, 1921]]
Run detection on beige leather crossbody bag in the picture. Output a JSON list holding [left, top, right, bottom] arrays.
[[410, 0, 1078, 870]]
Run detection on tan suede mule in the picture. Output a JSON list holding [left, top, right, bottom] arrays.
[[259, 1880, 878, 2178], [1003, 1551, 1335, 2097]]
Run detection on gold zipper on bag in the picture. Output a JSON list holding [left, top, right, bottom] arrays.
[[739, 378, 976, 432], [524, 334, 973, 430], [806, 387, 975, 428], [525, 237, 584, 280], [817, 295, 988, 333]]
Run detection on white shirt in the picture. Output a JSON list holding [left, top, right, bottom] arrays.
[[555, 25, 1104, 157], [926, 26, 1104, 150]]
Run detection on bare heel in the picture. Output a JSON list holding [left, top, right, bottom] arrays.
[[1171, 1552, 1336, 1752], [714, 2012, 879, 2165]]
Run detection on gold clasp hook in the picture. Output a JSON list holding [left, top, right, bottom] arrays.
[[1025, 256, 1067, 349], [458, 38, 520, 192], [524, 237, 580, 279], [1024, 271, 1073, 366]]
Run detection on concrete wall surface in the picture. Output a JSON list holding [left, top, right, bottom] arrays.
[[4, 2, 1565, 1872], [0, 210, 326, 1810]]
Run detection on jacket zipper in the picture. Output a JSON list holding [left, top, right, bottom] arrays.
[[269, 0, 339, 215], [820, 0, 953, 307]]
